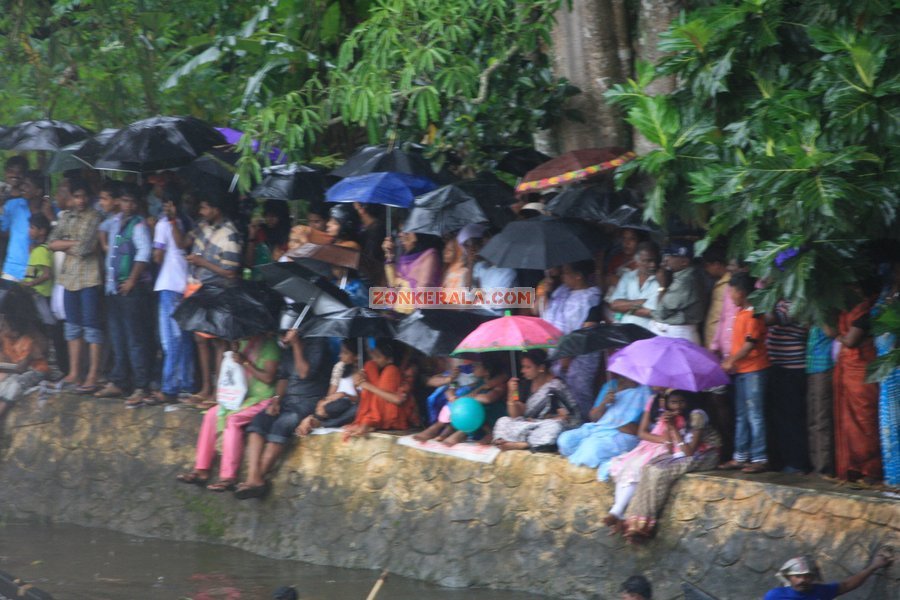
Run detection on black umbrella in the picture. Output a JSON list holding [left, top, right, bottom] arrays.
[[298, 307, 397, 369], [0, 120, 92, 151], [455, 174, 517, 230], [178, 147, 239, 187], [552, 323, 655, 359], [250, 163, 328, 202], [331, 144, 437, 179], [496, 147, 552, 177], [46, 128, 121, 173], [396, 309, 498, 356], [172, 282, 281, 340], [402, 185, 489, 236], [604, 205, 659, 233], [257, 261, 352, 328], [94, 115, 226, 172], [545, 182, 638, 222], [478, 216, 598, 270], [0, 281, 53, 327]]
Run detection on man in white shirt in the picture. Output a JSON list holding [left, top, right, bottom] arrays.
[[606, 241, 660, 330], [150, 188, 194, 404]]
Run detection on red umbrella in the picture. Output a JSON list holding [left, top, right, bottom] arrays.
[[515, 147, 636, 194]]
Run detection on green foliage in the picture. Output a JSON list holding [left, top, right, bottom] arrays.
[[228, 0, 576, 179], [2, 0, 572, 191], [605, 0, 900, 324]]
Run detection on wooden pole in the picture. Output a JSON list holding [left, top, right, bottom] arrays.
[[365, 570, 389, 600]]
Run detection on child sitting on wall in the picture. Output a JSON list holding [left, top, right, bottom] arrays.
[[0, 307, 50, 426]]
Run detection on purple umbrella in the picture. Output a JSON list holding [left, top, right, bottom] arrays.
[[216, 127, 286, 164], [607, 337, 729, 392]]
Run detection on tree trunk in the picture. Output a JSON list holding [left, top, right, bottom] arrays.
[[633, 0, 681, 155], [549, 0, 631, 154]]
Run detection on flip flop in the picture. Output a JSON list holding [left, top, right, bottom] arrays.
[[207, 480, 237, 492], [234, 482, 270, 500], [176, 472, 209, 486], [75, 384, 100, 395]]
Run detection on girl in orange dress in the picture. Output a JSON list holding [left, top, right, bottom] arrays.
[[343, 339, 419, 438]]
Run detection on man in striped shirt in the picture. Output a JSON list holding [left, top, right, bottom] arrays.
[[182, 196, 241, 402], [765, 299, 810, 473]]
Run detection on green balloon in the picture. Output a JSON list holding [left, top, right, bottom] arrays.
[[449, 396, 486, 433]]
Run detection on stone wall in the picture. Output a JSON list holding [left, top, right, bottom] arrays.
[[1, 395, 897, 599]]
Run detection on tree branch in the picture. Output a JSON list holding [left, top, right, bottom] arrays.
[[471, 43, 519, 105]]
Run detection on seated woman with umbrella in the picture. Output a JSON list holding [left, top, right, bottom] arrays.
[[342, 339, 419, 439], [492, 349, 581, 451], [382, 227, 443, 314]]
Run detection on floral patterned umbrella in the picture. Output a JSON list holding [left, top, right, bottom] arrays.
[[515, 147, 636, 194]]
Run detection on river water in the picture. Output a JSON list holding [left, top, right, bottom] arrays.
[[0, 523, 543, 600]]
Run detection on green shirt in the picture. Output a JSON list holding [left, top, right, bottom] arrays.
[[651, 266, 707, 325], [24, 244, 53, 297]]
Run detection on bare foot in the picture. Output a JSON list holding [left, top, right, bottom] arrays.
[[413, 422, 443, 442], [441, 430, 467, 447], [497, 441, 528, 451], [295, 416, 318, 437]]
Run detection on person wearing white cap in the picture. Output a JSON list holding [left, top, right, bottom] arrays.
[[764, 549, 893, 599]]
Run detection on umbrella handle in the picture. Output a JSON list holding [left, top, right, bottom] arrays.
[[340, 273, 348, 290], [290, 290, 321, 330], [358, 337, 365, 372], [509, 350, 516, 378], [386, 207, 391, 239], [291, 303, 313, 330]]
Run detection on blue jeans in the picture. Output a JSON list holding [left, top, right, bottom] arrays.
[[63, 286, 104, 344], [158, 290, 195, 396], [734, 369, 768, 463], [107, 287, 151, 390]]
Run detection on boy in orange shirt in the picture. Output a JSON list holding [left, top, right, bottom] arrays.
[[719, 272, 770, 473]]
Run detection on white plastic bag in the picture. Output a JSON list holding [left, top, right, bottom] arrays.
[[216, 351, 248, 411]]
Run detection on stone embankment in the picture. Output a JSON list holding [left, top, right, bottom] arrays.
[[0, 395, 897, 599]]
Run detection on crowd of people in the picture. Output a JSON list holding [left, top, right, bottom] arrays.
[[0, 153, 898, 537]]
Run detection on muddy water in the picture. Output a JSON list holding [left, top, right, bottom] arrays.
[[0, 523, 545, 600]]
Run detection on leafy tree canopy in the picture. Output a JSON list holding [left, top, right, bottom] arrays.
[[1, 0, 577, 181], [605, 0, 900, 324]]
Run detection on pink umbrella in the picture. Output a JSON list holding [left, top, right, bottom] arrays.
[[607, 337, 729, 392], [452, 313, 562, 375]]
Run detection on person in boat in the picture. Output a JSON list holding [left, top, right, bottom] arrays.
[[763, 551, 893, 600]]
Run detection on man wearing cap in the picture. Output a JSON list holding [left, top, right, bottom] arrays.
[[649, 241, 707, 344], [764, 552, 893, 599]]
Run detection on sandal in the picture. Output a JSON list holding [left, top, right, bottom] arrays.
[[718, 460, 747, 470], [742, 462, 768, 474], [234, 482, 270, 500], [176, 472, 210, 486], [206, 480, 237, 492], [75, 383, 100, 395]]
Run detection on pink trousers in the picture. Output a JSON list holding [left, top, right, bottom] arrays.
[[194, 400, 271, 480]]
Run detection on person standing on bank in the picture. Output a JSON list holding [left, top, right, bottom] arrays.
[[649, 242, 706, 344], [47, 180, 104, 394]]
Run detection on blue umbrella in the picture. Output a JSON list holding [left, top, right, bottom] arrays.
[[326, 172, 437, 234]]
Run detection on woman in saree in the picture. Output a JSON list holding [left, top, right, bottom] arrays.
[[176, 333, 280, 491], [826, 277, 882, 484], [622, 406, 721, 540], [382, 227, 442, 313], [542, 259, 602, 418], [343, 339, 419, 439], [874, 260, 900, 488], [492, 349, 581, 451], [557, 376, 651, 481]]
